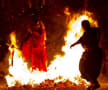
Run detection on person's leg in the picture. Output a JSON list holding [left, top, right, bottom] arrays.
[[31, 49, 39, 71], [87, 79, 100, 90]]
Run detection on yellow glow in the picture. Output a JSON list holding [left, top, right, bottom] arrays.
[[5, 11, 98, 87]]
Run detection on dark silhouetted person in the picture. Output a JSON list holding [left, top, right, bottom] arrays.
[[22, 20, 47, 72], [70, 20, 102, 90]]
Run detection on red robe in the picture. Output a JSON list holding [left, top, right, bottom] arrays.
[[22, 29, 47, 72]]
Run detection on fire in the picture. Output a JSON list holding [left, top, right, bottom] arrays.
[[5, 11, 98, 88]]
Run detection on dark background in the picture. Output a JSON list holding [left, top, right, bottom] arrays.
[[0, 0, 108, 68], [0, 0, 108, 88]]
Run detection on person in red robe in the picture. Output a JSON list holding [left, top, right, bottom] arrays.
[[22, 20, 47, 72]]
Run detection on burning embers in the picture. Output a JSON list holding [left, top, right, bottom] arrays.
[[5, 11, 98, 88]]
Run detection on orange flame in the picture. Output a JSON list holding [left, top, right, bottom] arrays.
[[5, 11, 98, 88]]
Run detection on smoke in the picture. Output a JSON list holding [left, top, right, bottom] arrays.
[[43, 14, 67, 65]]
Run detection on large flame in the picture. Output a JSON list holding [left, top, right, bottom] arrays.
[[5, 11, 98, 87]]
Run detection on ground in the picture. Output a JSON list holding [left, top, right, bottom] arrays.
[[0, 58, 108, 90]]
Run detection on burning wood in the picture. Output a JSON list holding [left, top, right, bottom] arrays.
[[4, 10, 98, 89], [6, 79, 87, 89]]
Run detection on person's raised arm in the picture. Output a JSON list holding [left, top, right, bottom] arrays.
[[70, 39, 81, 48], [70, 33, 85, 48]]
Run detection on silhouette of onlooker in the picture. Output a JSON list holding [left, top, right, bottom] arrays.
[[70, 20, 102, 90]]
